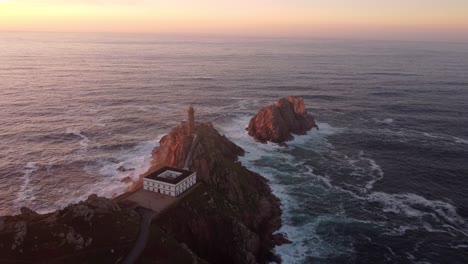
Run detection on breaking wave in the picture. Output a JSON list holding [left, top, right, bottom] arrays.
[[66, 128, 91, 151], [14, 162, 38, 210], [220, 114, 468, 263]]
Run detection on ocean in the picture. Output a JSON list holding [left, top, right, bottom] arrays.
[[1, 32, 467, 263]]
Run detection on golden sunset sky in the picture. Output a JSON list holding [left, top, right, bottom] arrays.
[[1, 0, 467, 40]]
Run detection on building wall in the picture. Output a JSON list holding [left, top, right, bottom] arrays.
[[143, 173, 197, 197]]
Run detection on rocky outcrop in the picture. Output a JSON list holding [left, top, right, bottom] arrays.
[[149, 122, 282, 263], [272, 233, 292, 246], [0, 195, 205, 264], [117, 165, 135, 172], [0, 194, 140, 262], [247, 96, 317, 143], [0, 121, 282, 263]]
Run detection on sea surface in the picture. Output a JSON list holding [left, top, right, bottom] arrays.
[[1, 32, 468, 263]]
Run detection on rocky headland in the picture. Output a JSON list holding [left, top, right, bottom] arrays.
[[247, 96, 317, 143], [150, 122, 283, 263], [0, 194, 207, 263], [0, 121, 283, 263]]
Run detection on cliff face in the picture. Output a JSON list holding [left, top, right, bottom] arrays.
[[247, 96, 317, 143], [0, 121, 282, 263], [150, 122, 282, 263], [0, 195, 207, 264], [0, 195, 140, 263]]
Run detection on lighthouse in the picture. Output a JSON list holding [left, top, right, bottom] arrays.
[[188, 106, 195, 135]]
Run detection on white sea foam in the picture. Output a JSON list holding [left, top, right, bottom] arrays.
[[66, 128, 90, 150], [383, 225, 416, 236], [303, 165, 333, 189], [363, 155, 384, 190], [373, 118, 394, 124], [220, 116, 393, 261], [235, 98, 262, 111], [220, 114, 468, 262], [422, 132, 439, 139], [275, 219, 337, 263], [422, 131, 468, 145], [219, 115, 346, 262], [14, 162, 38, 209], [452, 136, 468, 144], [98, 139, 159, 182], [328, 149, 384, 193], [47, 138, 160, 212], [93, 115, 114, 127], [453, 244, 468, 249], [367, 192, 466, 230], [326, 177, 468, 238]]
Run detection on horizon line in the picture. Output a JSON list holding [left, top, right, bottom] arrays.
[[1, 30, 468, 44]]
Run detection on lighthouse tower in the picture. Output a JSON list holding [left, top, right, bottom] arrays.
[[187, 106, 195, 135]]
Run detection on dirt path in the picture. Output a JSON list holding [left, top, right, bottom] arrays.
[[184, 134, 198, 170], [122, 207, 156, 264]]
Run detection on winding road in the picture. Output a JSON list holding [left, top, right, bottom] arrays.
[[123, 133, 199, 263], [122, 207, 156, 264]]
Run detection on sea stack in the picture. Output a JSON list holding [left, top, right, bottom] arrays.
[[247, 96, 317, 143]]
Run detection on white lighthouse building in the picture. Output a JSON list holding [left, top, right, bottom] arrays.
[[143, 167, 196, 197]]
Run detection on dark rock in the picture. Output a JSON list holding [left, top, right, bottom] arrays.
[[0, 195, 141, 262], [20, 207, 39, 217], [149, 122, 282, 263], [272, 233, 292, 246], [0, 120, 282, 263], [121, 176, 132, 184], [117, 166, 135, 172], [247, 96, 317, 143], [85, 194, 121, 213]]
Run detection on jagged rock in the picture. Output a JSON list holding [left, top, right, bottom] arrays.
[[0, 118, 282, 263], [70, 204, 94, 222], [121, 176, 132, 183], [65, 228, 85, 251], [85, 194, 120, 213], [0, 195, 140, 262], [20, 207, 39, 217], [150, 121, 282, 263], [247, 96, 317, 143], [11, 221, 27, 250], [117, 166, 135, 172], [272, 233, 292, 246]]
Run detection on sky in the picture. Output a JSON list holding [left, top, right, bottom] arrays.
[[0, 0, 467, 41]]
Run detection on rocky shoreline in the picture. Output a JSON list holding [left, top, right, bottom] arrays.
[[0, 121, 284, 263]]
